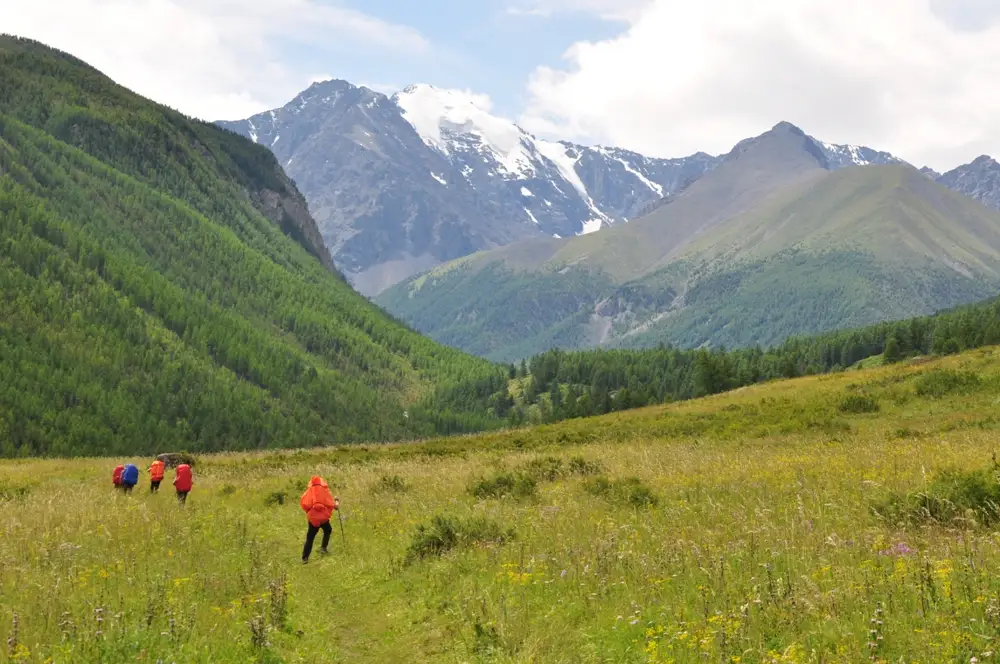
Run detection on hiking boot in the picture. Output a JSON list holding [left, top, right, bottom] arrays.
[[302, 558, 309, 564], [320, 547, 329, 556]]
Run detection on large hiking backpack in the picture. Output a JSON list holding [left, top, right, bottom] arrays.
[[174, 464, 193, 492], [122, 464, 139, 485]]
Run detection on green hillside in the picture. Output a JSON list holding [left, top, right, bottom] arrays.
[[379, 130, 1000, 361], [0, 36, 507, 457]]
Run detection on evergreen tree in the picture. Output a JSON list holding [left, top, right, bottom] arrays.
[[883, 336, 902, 364]]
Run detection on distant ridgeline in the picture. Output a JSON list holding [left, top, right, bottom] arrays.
[[507, 296, 1000, 424], [0, 36, 509, 458]]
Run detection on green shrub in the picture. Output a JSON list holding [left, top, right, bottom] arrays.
[[914, 369, 981, 398], [521, 457, 565, 482], [876, 465, 1000, 526], [0, 483, 30, 501], [838, 394, 880, 414], [373, 474, 409, 494], [469, 472, 537, 499], [567, 456, 604, 477], [583, 476, 659, 508], [405, 515, 515, 563], [516, 455, 604, 483], [264, 491, 287, 507], [157, 452, 197, 468]]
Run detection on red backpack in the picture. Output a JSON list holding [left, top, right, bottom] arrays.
[[174, 464, 193, 492]]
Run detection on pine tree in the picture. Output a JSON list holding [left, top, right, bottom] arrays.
[[882, 336, 902, 364]]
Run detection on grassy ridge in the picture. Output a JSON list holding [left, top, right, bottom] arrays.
[[5, 349, 1000, 661]]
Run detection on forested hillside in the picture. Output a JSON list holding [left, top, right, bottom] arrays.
[[509, 295, 1000, 423], [0, 36, 508, 458]]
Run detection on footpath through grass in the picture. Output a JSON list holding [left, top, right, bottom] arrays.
[[5, 350, 1000, 662]]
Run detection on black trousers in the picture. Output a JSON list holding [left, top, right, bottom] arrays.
[[122, 483, 135, 494], [302, 521, 332, 561], [176, 490, 189, 505], [150, 480, 162, 492]]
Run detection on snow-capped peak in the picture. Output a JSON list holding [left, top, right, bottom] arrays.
[[393, 84, 536, 178], [818, 139, 900, 168], [387, 82, 715, 236]]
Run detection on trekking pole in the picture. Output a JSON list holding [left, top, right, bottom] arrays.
[[336, 498, 346, 545]]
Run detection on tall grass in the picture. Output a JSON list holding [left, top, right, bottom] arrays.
[[3, 349, 1000, 661]]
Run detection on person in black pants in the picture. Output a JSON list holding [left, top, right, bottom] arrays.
[[299, 476, 339, 563], [302, 521, 332, 562]]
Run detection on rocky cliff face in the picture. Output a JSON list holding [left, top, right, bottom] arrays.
[[937, 156, 1000, 211]]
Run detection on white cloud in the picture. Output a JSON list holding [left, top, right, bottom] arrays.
[[507, 0, 652, 22], [5, 0, 429, 121], [519, 0, 1000, 170]]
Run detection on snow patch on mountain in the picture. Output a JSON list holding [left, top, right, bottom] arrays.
[[822, 142, 868, 165], [393, 84, 620, 235], [615, 157, 663, 196], [580, 218, 604, 235], [818, 139, 901, 169], [536, 140, 610, 230], [535, 139, 588, 198], [394, 84, 535, 178], [431, 172, 447, 186], [525, 208, 539, 225]]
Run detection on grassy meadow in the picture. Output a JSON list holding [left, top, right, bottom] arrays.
[[6, 350, 1000, 662]]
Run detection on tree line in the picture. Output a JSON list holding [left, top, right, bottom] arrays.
[[510, 296, 1000, 423]]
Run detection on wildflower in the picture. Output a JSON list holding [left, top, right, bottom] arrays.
[[879, 542, 915, 557]]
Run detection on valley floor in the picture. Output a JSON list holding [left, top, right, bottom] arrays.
[[4, 350, 1000, 662]]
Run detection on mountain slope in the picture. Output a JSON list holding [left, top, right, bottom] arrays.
[[378, 124, 1000, 361], [218, 82, 720, 294], [0, 36, 505, 457]]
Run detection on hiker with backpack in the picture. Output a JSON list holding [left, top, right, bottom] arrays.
[[149, 458, 165, 493], [173, 463, 193, 505], [299, 476, 339, 564], [121, 463, 139, 494], [112, 464, 125, 491]]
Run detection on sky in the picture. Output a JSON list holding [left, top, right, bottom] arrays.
[[6, 0, 1000, 171]]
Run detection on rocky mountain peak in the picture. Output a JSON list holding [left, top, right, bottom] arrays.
[[771, 120, 807, 135], [937, 155, 1000, 212]]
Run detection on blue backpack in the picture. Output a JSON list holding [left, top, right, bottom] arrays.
[[122, 464, 139, 485]]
